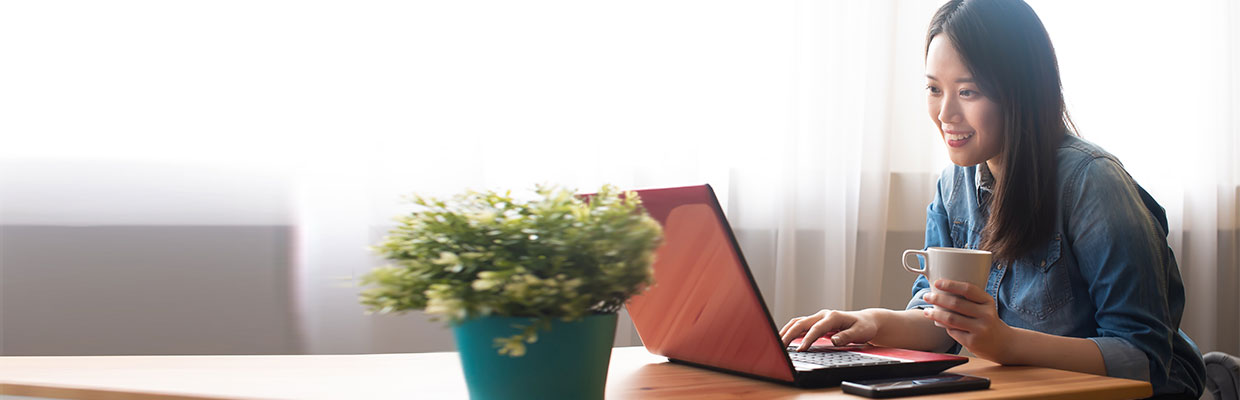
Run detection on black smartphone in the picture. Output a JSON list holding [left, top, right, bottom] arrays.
[[841, 373, 990, 398]]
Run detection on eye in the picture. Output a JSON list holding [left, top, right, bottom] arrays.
[[959, 89, 978, 98], [926, 85, 942, 95]]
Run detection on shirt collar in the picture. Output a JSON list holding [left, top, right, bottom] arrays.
[[976, 162, 995, 205]]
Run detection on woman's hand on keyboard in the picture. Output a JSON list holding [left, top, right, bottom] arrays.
[[779, 309, 879, 352]]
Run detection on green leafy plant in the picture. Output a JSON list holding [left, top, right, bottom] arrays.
[[360, 184, 663, 357]]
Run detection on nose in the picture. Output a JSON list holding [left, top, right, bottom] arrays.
[[937, 95, 962, 125]]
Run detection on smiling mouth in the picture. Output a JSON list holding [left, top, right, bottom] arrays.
[[945, 131, 974, 141]]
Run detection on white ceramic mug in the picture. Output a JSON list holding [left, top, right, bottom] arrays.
[[902, 247, 992, 296]]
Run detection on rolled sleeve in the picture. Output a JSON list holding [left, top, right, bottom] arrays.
[[1090, 336, 1151, 382], [906, 279, 933, 310]]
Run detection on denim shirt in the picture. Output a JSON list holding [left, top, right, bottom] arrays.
[[906, 135, 1206, 397]]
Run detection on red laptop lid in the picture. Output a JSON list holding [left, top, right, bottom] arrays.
[[624, 184, 796, 382]]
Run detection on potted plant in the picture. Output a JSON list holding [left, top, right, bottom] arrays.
[[359, 184, 663, 400]]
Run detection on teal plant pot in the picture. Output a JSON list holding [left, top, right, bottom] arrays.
[[453, 313, 618, 400]]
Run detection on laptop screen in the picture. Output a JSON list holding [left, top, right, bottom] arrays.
[[625, 185, 795, 382]]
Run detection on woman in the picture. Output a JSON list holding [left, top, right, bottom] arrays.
[[777, 1, 1206, 398]]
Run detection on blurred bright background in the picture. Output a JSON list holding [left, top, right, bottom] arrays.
[[1, 0, 1236, 360]]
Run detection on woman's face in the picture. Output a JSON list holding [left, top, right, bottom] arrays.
[[925, 35, 1004, 168]]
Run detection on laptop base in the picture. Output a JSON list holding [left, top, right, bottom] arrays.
[[670, 354, 966, 388]]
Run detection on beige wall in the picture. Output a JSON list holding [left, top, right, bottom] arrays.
[[0, 174, 934, 356], [0, 226, 299, 355]]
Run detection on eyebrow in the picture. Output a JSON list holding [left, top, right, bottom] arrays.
[[925, 74, 974, 83]]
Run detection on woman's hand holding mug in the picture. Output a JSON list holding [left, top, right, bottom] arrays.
[[920, 278, 1019, 363], [905, 247, 1017, 362]]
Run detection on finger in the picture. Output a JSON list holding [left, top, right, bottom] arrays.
[[780, 316, 818, 347], [830, 325, 867, 347], [922, 292, 984, 319], [799, 315, 847, 351], [779, 317, 804, 338], [921, 306, 976, 333], [933, 279, 992, 304]]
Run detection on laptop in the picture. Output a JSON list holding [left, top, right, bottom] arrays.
[[623, 184, 967, 388]]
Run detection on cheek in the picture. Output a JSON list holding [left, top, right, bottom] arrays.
[[980, 105, 1002, 135], [971, 102, 1003, 146]]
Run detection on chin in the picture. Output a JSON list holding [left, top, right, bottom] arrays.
[[946, 151, 983, 167]]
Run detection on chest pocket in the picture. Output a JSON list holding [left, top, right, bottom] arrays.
[[1007, 234, 1070, 320], [949, 219, 984, 249]]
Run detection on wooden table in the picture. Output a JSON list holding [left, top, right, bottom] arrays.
[[0, 346, 1151, 399]]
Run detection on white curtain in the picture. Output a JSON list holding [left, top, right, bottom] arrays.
[[1, 0, 1235, 357]]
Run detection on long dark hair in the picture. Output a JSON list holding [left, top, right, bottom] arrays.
[[927, 0, 1075, 264]]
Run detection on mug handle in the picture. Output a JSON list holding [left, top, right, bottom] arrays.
[[902, 249, 928, 275]]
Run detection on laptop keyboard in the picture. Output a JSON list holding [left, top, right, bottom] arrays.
[[787, 350, 904, 368]]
